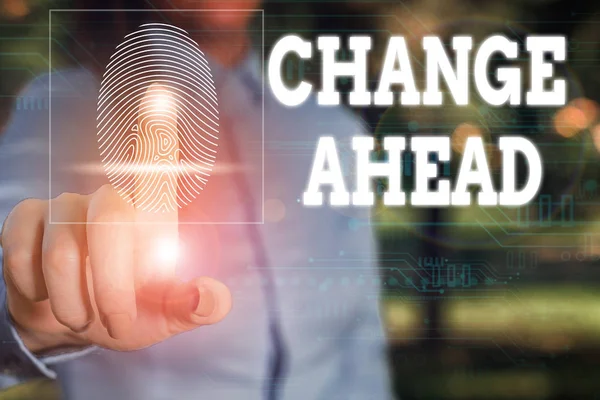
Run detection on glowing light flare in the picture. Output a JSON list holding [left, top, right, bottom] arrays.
[[2, 0, 30, 19], [592, 124, 600, 152], [155, 237, 180, 266], [145, 87, 178, 115], [553, 105, 587, 138], [451, 122, 483, 154], [571, 98, 599, 124], [138, 84, 179, 144], [553, 98, 599, 138]]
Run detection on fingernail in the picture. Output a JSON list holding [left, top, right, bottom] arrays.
[[194, 286, 215, 317], [188, 287, 200, 312], [103, 313, 132, 339]]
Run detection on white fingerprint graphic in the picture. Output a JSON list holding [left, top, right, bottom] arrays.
[[97, 23, 219, 213]]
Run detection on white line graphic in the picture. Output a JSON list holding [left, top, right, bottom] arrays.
[[97, 23, 219, 213]]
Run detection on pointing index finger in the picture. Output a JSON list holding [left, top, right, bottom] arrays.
[[134, 83, 180, 282]]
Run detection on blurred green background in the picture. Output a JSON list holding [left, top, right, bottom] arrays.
[[2, 0, 600, 399]]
